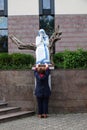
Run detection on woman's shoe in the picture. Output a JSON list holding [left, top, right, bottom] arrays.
[[38, 115, 42, 118], [43, 114, 48, 118]]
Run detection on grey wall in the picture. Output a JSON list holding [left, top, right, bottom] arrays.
[[0, 70, 87, 113]]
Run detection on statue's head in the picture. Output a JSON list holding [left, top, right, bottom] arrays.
[[38, 29, 46, 37]]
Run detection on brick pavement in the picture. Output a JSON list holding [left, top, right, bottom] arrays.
[[0, 113, 87, 130]]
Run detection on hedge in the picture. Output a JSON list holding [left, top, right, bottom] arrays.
[[0, 53, 35, 70], [53, 49, 87, 69], [1, 49, 87, 70]]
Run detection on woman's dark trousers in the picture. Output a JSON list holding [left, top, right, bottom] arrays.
[[36, 96, 49, 115]]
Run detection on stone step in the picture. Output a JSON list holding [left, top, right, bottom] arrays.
[[0, 111, 35, 123], [0, 101, 35, 123], [0, 102, 8, 108], [0, 107, 21, 115]]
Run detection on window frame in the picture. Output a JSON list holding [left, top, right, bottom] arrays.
[[39, 0, 55, 53], [0, 0, 8, 52]]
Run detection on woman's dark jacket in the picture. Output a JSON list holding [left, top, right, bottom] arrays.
[[34, 68, 51, 97]]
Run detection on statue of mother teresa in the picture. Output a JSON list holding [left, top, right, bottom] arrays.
[[36, 29, 50, 64]]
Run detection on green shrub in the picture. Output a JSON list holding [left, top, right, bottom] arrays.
[[0, 53, 35, 70], [53, 52, 64, 68], [1, 49, 87, 70], [53, 49, 87, 69]]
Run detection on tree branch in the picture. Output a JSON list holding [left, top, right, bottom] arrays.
[[9, 25, 62, 63], [9, 35, 36, 51]]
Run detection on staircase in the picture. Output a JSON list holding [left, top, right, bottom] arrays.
[[0, 101, 35, 123]]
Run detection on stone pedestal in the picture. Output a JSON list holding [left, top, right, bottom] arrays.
[[32, 64, 54, 70]]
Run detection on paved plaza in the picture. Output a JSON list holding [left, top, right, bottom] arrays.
[[0, 113, 87, 130]]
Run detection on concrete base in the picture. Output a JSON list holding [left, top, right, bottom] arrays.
[[0, 70, 87, 113], [32, 64, 54, 70]]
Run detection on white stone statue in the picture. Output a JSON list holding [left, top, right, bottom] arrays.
[[36, 29, 50, 64], [9, 25, 62, 65]]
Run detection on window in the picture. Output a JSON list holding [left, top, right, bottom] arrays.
[[43, 0, 51, 9], [39, 0, 55, 37], [0, 0, 8, 52], [0, 0, 4, 10], [0, 17, 7, 28], [39, 0, 54, 15], [0, 0, 8, 16], [40, 15, 54, 37]]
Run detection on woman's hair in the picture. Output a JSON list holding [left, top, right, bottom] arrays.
[[37, 67, 46, 74]]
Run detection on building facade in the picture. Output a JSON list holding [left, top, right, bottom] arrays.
[[0, 0, 87, 114], [0, 0, 87, 54]]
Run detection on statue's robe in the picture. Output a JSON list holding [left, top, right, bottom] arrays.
[[36, 36, 50, 64]]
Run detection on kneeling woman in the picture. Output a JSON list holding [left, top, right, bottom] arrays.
[[34, 64, 51, 118]]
